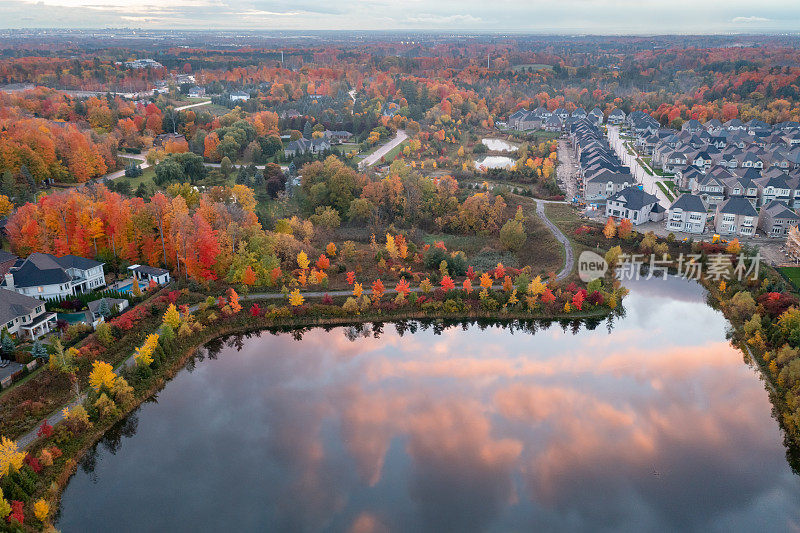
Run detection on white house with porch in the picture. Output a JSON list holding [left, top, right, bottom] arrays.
[[0, 288, 57, 340]]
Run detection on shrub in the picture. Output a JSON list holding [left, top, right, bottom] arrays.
[[499, 219, 526, 251]]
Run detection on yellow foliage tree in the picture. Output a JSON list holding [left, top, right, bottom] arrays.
[[131, 277, 141, 296], [0, 437, 24, 477], [353, 282, 363, 298], [479, 272, 493, 289], [163, 304, 181, 329], [527, 276, 545, 295], [0, 195, 12, 218], [385, 234, 398, 259], [326, 242, 337, 256], [34, 499, 49, 522], [89, 360, 116, 392], [603, 217, 617, 239], [297, 251, 310, 270], [288, 288, 305, 306], [134, 334, 159, 367], [726, 239, 741, 254]]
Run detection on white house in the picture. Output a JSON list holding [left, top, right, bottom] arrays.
[[230, 91, 250, 102], [605, 187, 665, 225], [0, 288, 57, 340], [128, 264, 171, 286], [2, 253, 105, 300], [666, 194, 707, 234]]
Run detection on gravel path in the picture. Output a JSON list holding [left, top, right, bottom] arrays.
[[534, 199, 574, 281]]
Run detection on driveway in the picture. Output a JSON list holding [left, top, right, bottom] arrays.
[[556, 139, 580, 200], [175, 100, 212, 111], [358, 130, 408, 169]]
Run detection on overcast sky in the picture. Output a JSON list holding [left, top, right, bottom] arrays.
[[1, 0, 799, 33]]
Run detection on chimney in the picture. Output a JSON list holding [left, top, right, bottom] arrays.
[[4, 273, 13, 290]]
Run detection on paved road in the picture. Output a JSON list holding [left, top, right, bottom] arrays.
[[358, 130, 408, 169], [534, 199, 574, 281], [175, 100, 212, 112], [606, 125, 671, 209], [101, 153, 149, 181]]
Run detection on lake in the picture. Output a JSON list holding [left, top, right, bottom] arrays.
[[56, 277, 800, 532], [475, 155, 515, 170], [481, 138, 520, 152]]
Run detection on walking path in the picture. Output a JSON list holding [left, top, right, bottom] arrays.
[[534, 199, 573, 281], [358, 130, 407, 169]]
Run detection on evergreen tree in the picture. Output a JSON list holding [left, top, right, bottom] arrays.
[[98, 298, 111, 318], [303, 120, 313, 139], [30, 340, 47, 359], [1, 330, 15, 355]]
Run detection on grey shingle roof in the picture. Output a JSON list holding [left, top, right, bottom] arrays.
[[0, 288, 43, 325], [670, 193, 706, 213], [608, 187, 659, 210], [718, 196, 758, 217]]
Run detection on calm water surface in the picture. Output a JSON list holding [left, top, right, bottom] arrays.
[[474, 155, 515, 170], [481, 138, 520, 152], [57, 277, 800, 532]]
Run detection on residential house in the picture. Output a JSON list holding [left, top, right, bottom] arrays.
[[584, 171, 634, 202], [605, 187, 665, 225], [2, 253, 105, 300], [187, 86, 205, 98], [607, 109, 626, 124], [758, 200, 800, 238], [0, 288, 57, 340], [284, 137, 331, 157], [666, 194, 707, 234], [714, 197, 758, 236], [230, 91, 250, 102], [692, 174, 725, 211], [128, 264, 171, 286], [0, 251, 17, 277]]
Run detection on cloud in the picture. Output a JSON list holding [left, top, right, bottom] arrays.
[[405, 13, 482, 25], [731, 16, 771, 23]]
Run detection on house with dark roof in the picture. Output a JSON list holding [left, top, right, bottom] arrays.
[[0, 288, 57, 340], [714, 197, 758, 236], [605, 187, 664, 225], [584, 171, 634, 202], [2, 253, 105, 300], [128, 264, 171, 286], [0, 251, 17, 277], [758, 200, 800, 238], [666, 194, 707, 234], [284, 137, 331, 157], [607, 108, 626, 124]]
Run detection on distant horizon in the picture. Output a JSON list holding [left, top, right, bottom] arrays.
[[1, 0, 799, 34]]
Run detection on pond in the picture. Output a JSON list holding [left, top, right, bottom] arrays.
[[481, 138, 520, 152], [56, 277, 800, 532], [475, 155, 515, 170]]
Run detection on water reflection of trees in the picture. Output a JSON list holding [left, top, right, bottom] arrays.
[[79, 413, 140, 477], [202, 315, 618, 348]]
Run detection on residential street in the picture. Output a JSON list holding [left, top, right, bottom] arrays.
[[606, 125, 671, 209]]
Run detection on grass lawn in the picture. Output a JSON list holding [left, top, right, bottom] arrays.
[[114, 166, 157, 191], [780, 267, 800, 290], [543, 202, 602, 281], [383, 141, 407, 162], [656, 181, 675, 201]]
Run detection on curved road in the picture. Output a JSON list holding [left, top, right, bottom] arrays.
[[534, 199, 574, 281]]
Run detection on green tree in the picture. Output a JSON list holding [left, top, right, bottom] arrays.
[[499, 219, 527, 251]]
